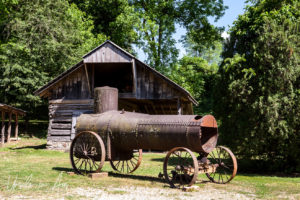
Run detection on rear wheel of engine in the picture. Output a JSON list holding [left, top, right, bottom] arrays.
[[163, 147, 199, 188], [206, 146, 237, 184]]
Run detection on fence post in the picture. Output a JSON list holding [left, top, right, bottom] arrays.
[[1, 111, 5, 146], [7, 112, 12, 143]]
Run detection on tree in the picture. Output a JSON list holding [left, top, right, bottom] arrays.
[[0, 0, 105, 117], [170, 56, 218, 115], [132, 0, 227, 70], [69, 0, 139, 52], [214, 0, 300, 172]]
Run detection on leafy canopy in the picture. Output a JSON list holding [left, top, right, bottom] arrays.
[[132, 0, 227, 70], [214, 0, 300, 172], [0, 0, 105, 115], [69, 0, 139, 53]]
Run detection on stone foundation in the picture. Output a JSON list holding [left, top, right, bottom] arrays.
[[46, 140, 71, 151]]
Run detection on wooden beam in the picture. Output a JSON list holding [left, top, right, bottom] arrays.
[[7, 112, 12, 143], [132, 59, 137, 94], [177, 98, 182, 115], [1, 111, 5, 146], [15, 114, 19, 139], [92, 63, 95, 96], [168, 104, 173, 114], [144, 105, 150, 114], [49, 99, 93, 104], [149, 101, 157, 114], [84, 63, 92, 98], [160, 105, 165, 114]]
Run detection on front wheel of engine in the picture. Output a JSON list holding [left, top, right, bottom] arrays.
[[70, 131, 106, 175]]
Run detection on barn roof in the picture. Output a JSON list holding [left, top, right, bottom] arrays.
[[34, 40, 197, 105]]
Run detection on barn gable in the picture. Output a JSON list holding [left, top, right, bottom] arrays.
[[34, 40, 197, 149], [83, 42, 132, 63]]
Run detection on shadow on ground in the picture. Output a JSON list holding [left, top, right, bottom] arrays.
[[10, 143, 47, 150], [52, 167, 74, 172], [52, 167, 167, 184]]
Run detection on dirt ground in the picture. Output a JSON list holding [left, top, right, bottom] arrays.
[[0, 185, 256, 200]]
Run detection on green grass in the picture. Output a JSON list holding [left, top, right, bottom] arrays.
[[0, 138, 299, 199]]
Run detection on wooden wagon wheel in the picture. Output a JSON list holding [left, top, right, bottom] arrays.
[[163, 147, 199, 188], [70, 131, 106, 175], [206, 146, 237, 184], [110, 149, 142, 173]]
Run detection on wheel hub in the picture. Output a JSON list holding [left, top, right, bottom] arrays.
[[83, 150, 88, 156], [175, 165, 182, 171]]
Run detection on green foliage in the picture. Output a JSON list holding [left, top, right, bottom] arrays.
[[170, 56, 218, 115], [69, 0, 138, 52], [133, 0, 178, 70], [132, 0, 227, 70], [0, 0, 105, 116], [214, 0, 300, 172], [185, 39, 223, 66]]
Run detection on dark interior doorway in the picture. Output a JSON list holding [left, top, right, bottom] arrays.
[[94, 63, 133, 93]]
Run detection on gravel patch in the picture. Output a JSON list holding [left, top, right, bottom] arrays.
[[0, 185, 255, 200], [71, 186, 255, 200]]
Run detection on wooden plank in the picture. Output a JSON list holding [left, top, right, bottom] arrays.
[[83, 43, 131, 63], [1, 111, 5, 146], [47, 119, 53, 138], [136, 63, 142, 98], [91, 64, 95, 97], [52, 117, 72, 123], [50, 108, 93, 114], [119, 93, 136, 99], [71, 111, 82, 140], [51, 130, 71, 136], [37, 63, 83, 98], [160, 105, 165, 114], [187, 102, 194, 115], [143, 67, 149, 98], [15, 114, 18, 139], [7, 112, 12, 143], [51, 123, 72, 129], [49, 136, 71, 142], [84, 63, 92, 98], [49, 99, 93, 104], [177, 98, 182, 115], [105, 44, 111, 61], [149, 71, 154, 99], [52, 112, 73, 118]]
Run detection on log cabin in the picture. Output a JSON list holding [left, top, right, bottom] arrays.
[[34, 40, 197, 150]]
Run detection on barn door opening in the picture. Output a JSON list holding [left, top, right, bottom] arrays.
[[93, 63, 133, 93]]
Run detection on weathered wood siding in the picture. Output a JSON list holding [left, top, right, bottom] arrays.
[[135, 62, 182, 99], [50, 67, 92, 100], [84, 43, 132, 63], [48, 100, 93, 142]]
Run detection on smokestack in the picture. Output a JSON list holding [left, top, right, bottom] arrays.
[[94, 86, 118, 114]]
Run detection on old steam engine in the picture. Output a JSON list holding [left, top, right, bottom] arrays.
[[70, 87, 237, 188]]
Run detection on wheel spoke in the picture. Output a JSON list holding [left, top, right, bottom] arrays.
[[110, 150, 142, 174], [205, 146, 237, 184]]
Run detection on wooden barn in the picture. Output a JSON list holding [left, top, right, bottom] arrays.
[[35, 40, 197, 150]]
